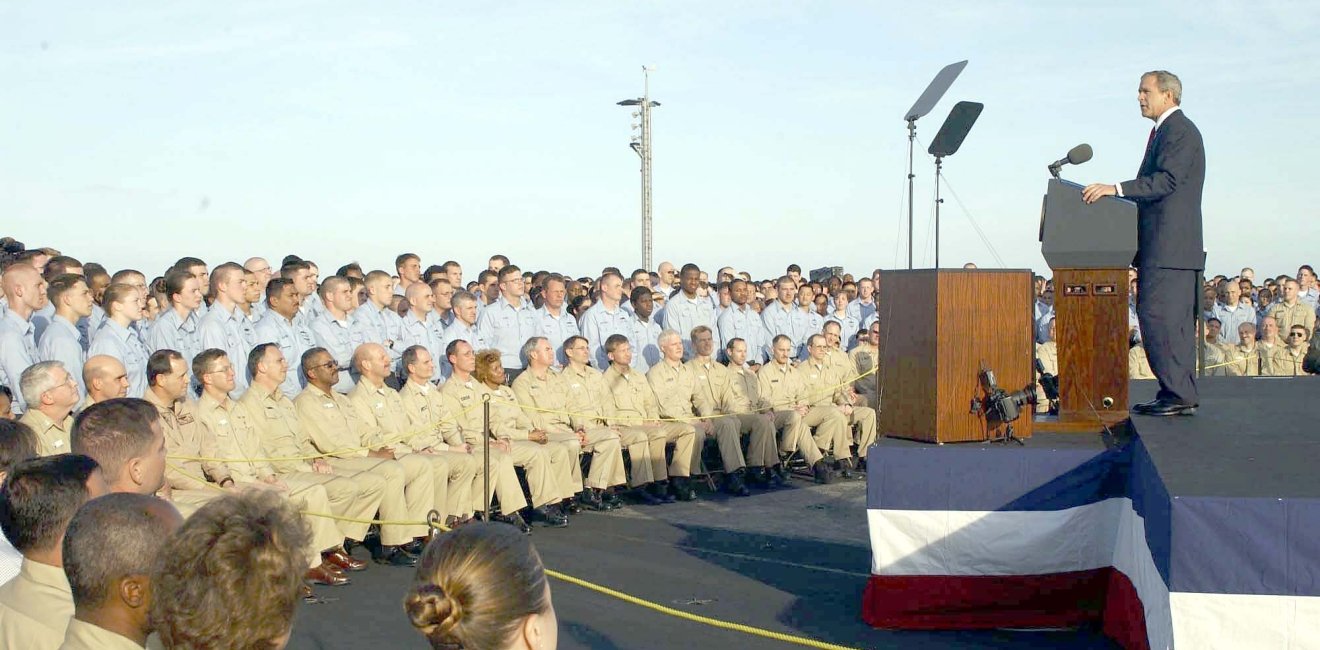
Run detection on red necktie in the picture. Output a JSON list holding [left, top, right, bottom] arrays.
[[1145, 126, 1157, 152]]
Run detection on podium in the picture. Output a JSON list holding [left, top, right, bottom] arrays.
[[1038, 179, 1138, 431], [877, 269, 1034, 443]]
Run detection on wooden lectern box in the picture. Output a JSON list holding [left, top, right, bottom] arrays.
[[877, 269, 1034, 443], [1038, 178, 1138, 432]]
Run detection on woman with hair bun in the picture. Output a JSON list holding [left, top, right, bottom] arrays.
[[404, 523, 558, 650]]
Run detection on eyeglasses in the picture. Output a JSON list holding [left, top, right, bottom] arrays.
[[1288, 333, 1306, 338], [312, 361, 339, 371]]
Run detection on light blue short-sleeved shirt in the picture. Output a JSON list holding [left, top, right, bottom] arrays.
[[353, 303, 406, 364], [476, 296, 541, 370], [580, 302, 633, 370], [760, 300, 797, 348], [199, 302, 253, 394], [0, 310, 38, 414], [309, 311, 363, 393], [88, 319, 150, 398], [398, 311, 445, 382], [253, 310, 316, 398], [662, 292, 715, 357], [37, 315, 87, 398], [717, 304, 770, 364], [146, 308, 202, 367], [628, 316, 662, 373], [537, 306, 580, 367], [437, 319, 486, 380]]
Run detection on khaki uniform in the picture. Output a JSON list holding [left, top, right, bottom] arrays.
[[727, 364, 821, 465], [294, 384, 432, 544], [144, 390, 220, 516], [647, 359, 745, 473], [513, 369, 626, 490], [441, 377, 558, 510], [602, 364, 695, 479], [1202, 339, 1231, 377], [349, 378, 475, 520], [399, 379, 521, 516], [1268, 345, 1308, 376], [19, 410, 73, 457], [687, 358, 777, 467], [1034, 341, 1058, 413], [800, 358, 878, 459], [196, 392, 343, 564], [1129, 346, 1155, 379], [1224, 344, 1262, 377], [59, 619, 141, 650], [0, 559, 72, 650], [758, 360, 847, 461], [848, 344, 881, 410], [561, 364, 660, 487], [1257, 341, 1288, 376], [1268, 302, 1316, 338], [237, 384, 386, 542]]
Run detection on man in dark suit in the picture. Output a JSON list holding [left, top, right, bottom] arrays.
[[1083, 70, 1205, 416]]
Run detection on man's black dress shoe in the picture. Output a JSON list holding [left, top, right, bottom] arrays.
[[529, 506, 569, 528], [372, 547, 418, 567], [1136, 400, 1197, 417]]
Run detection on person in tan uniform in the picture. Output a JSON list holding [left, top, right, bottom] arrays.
[[441, 340, 565, 529], [191, 348, 352, 587], [687, 326, 780, 489], [849, 322, 882, 410], [513, 337, 626, 512], [725, 337, 833, 484], [398, 344, 524, 523], [349, 342, 476, 525], [239, 343, 385, 573], [0, 454, 108, 650], [1267, 279, 1316, 337], [801, 334, 876, 475], [1129, 342, 1156, 379], [1201, 318, 1231, 377], [647, 329, 750, 496], [1277, 325, 1311, 376], [294, 347, 431, 567], [759, 335, 846, 482], [1256, 317, 1288, 376], [18, 361, 79, 455], [80, 355, 129, 411], [69, 398, 166, 498], [1224, 322, 1262, 377], [142, 350, 222, 516], [602, 334, 698, 500], [59, 493, 182, 650], [560, 335, 673, 505]]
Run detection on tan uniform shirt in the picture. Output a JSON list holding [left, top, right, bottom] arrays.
[[1268, 302, 1316, 337], [236, 385, 318, 475], [294, 385, 370, 459], [1224, 344, 1261, 377], [398, 380, 463, 450], [145, 390, 225, 489], [646, 360, 705, 420], [686, 358, 733, 416], [602, 364, 660, 424], [0, 559, 73, 650], [348, 378, 414, 452], [439, 377, 488, 446], [725, 365, 771, 414], [59, 618, 143, 650], [1276, 345, 1308, 376], [197, 392, 276, 483], [19, 410, 73, 457], [757, 361, 805, 412], [1129, 346, 1155, 379], [511, 369, 576, 431], [1258, 341, 1287, 376], [560, 364, 613, 430], [483, 384, 535, 440], [799, 358, 847, 407]]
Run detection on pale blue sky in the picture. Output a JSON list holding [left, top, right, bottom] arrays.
[[2, 1, 1316, 282]]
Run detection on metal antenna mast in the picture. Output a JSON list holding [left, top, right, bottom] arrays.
[[618, 66, 661, 271]]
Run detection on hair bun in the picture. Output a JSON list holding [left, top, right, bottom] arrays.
[[406, 584, 465, 645]]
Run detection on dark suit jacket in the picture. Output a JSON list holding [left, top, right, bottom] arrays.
[[1120, 109, 1206, 270]]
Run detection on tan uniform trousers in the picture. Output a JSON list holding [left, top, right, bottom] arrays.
[[169, 489, 218, 519], [801, 406, 851, 460], [505, 440, 562, 509], [546, 425, 626, 491], [638, 422, 696, 480], [407, 451, 478, 521], [269, 480, 342, 568], [692, 415, 747, 474], [731, 413, 779, 467], [282, 470, 386, 543], [848, 406, 879, 458], [326, 456, 432, 545], [614, 426, 660, 486], [769, 410, 823, 465], [464, 448, 527, 516]]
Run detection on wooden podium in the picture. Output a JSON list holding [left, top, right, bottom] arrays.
[[1037, 179, 1138, 432], [877, 269, 1034, 443]]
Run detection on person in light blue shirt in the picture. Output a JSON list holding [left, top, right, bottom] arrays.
[[197, 263, 254, 396], [398, 282, 445, 382], [1209, 281, 1255, 345], [352, 270, 406, 366], [252, 278, 316, 399], [0, 264, 47, 414], [173, 256, 210, 319], [826, 290, 861, 352], [845, 278, 878, 327], [88, 283, 151, 398], [760, 276, 799, 353], [792, 289, 826, 359], [428, 276, 457, 331], [475, 265, 541, 378], [308, 276, 364, 393], [580, 272, 633, 369], [717, 279, 769, 365], [663, 264, 715, 359], [536, 275, 579, 367], [36, 275, 93, 399], [627, 287, 663, 373], [437, 290, 487, 381], [145, 270, 204, 367]]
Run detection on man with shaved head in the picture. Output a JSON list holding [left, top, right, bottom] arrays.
[[397, 281, 443, 382], [1, 264, 48, 414], [308, 276, 364, 392], [60, 493, 182, 649], [80, 356, 129, 410], [353, 270, 405, 370], [243, 257, 273, 300]]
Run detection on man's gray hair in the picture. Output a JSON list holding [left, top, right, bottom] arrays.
[[20, 361, 65, 408], [520, 336, 549, 369], [657, 329, 682, 347], [1144, 70, 1182, 105], [451, 290, 477, 309]]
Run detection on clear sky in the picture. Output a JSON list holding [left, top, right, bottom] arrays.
[[2, 1, 1316, 282]]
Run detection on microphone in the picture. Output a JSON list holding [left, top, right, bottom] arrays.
[[1048, 143, 1093, 178]]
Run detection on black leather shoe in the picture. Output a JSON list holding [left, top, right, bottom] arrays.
[[837, 458, 865, 480], [372, 547, 418, 567], [724, 470, 751, 497], [1137, 400, 1197, 417], [603, 490, 624, 509], [494, 512, 532, 534], [670, 477, 698, 501], [633, 486, 664, 505], [575, 489, 609, 512], [767, 466, 788, 489], [744, 467, 770, 489], [399, 539, 425, 556], [561, 498, 583, 515], [649, 482, 677, 503], [812, 460, 836, 484], [529, 506, 569, 528], [1132, 399, 1162, 414]]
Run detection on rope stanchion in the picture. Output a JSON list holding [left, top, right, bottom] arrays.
[[481, 392, 492, 523]]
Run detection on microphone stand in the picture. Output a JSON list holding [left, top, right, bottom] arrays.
[[907, 118, 917, 269], [934, 155, 944, 268]]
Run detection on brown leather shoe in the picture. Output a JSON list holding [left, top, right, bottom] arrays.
[[305, 563, 350, 587], [323, 548, 367, 572]]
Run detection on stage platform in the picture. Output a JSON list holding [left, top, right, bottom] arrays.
[[287, 477, 1114, 649], [862, 377, 1320, 650]]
